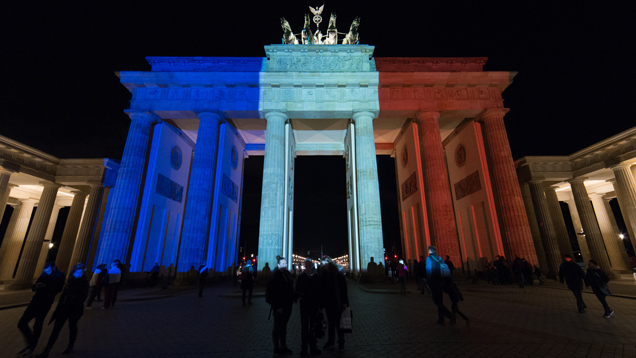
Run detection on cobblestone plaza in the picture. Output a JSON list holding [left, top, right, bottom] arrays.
[[2, 279, 636, 358]]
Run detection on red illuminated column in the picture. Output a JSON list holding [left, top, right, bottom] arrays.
[[478, 109, 538, 265], [415, 112, 461, 264]]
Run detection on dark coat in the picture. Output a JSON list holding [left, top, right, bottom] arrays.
[[31, 270, 65, 305], [319, 266, 349, 310], [240, 265, 254, 289], [443, 280, 463, 303], [585, 267, 611, 296], [49, 275, 89, 324], [295, 271, 320, 310], [559, 261, 585, 291], [267, 268, 294, 311]]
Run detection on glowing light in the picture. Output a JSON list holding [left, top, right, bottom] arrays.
[[620, 234, 625, 239], [48, 243, 54, 249]]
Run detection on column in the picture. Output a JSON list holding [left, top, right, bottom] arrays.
[[257, 112, 287, 270], [478, 109, 538, 264], [608, 179, 636, 257], [603, 195, 631, 268], [520, 183, 550, 272], [610, 163, 636, 252], [416, 112, 461, 263], [528, 180, 562, 278], [0, 200, 35, 282], [68, 184, 104, 274], [177, 112, 224, 279], [545, 187, 574, 258], [0, 170, 15, 221], [33, 204, 63, 279], [590, 193, 627, 271], [565, 198, 591, 263], [54, 191, 87, 276], [9, 183, 60, 289], [353, 112, 384, 270], [568, 178, 615, 277], [95, 112, 156, 267]]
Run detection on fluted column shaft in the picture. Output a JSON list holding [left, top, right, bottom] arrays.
[[55, 192, 87, 276], [353, 112, 384, 271], [609, 180, 636, 257], [416, 112, 460, 263], [603, 196, 631, 268], [68, 184, 104, 274], [611, 164, 636, 252], [520, 183, 550, 272], [257, 112, 287, 270], [95, 112, 156, 266], [34, 204, 63, 279], [0, 200, 35, 282], [565, 199, 591, 263], [0, 171, 14, 221], [590, 194, 627, 271], [178, 112, 224, 275], [9, 184, 60, 289], [569, 179, 614, 275], [545, 187, 574, 258], [479, 110, 537, 264], [528, 181, 562, 277]]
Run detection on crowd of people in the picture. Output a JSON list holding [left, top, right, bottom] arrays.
[[13, 245, 620, 357]]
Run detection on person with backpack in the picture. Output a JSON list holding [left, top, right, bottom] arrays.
[[295, 259, 322, 356], [240, 260, 255, 306], [425, 245, 453, 325], [559, 254, 587, 313], [266, 255, 294, 356], [319, 257, 349, 352], [585, 260, 614, 318]]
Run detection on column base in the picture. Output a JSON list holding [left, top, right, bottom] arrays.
[[607, 273, 621, 280]]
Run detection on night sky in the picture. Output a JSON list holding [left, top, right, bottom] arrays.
[[2, 2, 635, 258]]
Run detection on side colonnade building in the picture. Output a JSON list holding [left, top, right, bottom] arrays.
[[0, 134, 118, 289], [1, 43, 545, 284], [516, 127, 636, 279]]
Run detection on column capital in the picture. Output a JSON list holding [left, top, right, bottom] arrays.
[[415, 111, 440, 121], [39, 181, 62, 189], [476, 108, 510, 122], [602, 194, 615, 202], [86, 181, 106, 189], [606, 178, 617, 184], [196, 111, 225, 123], [7, 183, 18, 189], [609, 161, 633, 170], [20, 198, 38, 204], [71, 190, 88, 197], [528, 178, 546, 185], [264, 111, 288, 122], [351, 111, 376, 124], [568, 177, 587, 184], [124, 110, 161, 124], [588, 192, 604, 199]]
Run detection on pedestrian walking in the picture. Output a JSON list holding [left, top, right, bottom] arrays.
[[426, 246, 454, 325], [266, 255, 294, 356], [17, 262, 65, 357], [418, 256, 432, 295], [101, 261, 121, 309], [443, 280, 470, 327], [295, 259, 322, 356], [585, 260, 614, 318], [111, 259, 125, 306], [197, 264, 208, 297], [85, 264, 106, 308], [149, 262, 160, 287], [413, 259, 420, 291], [559, 254, 587, 313], [319, 257, 349, 352], [241, 260, 255, 306], [397, 259, 408, 296], [444, 255, 455, 275], [36, 264, 89, 358], [534, 265, 544, 285], [512, 256, 525, 288]]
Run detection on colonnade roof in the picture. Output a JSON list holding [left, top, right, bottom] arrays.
[[515, 126, 636, 201], [0, 134, 118, 206]]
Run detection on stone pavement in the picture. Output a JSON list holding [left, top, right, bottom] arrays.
[[1, 279, 636, 358]]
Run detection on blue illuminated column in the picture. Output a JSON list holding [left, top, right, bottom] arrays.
[[353, 112, 384, 272], [95, 111, 157, 266], [257, 112, 287, 269], [177, 112, 224, 278]]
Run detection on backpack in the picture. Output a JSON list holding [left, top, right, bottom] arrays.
[[434, 256, 452, 279]]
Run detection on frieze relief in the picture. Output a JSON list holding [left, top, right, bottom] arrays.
[[401, 172, 418, 201], [260, 87, 376, 103], [454, 170, 481, 200], [134, 87, 259, 103], [379, 87, 498, 101], [271, 56, 364, 72], [156, 173, 184, 203]]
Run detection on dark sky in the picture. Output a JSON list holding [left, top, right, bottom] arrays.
[[2, 2, 635, 258]]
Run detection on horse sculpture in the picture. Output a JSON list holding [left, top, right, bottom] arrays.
[[280, 17, 299, 44], [342, 16, 361, 45]]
